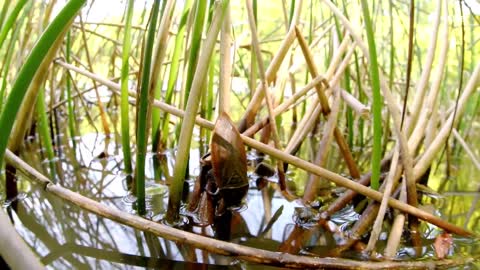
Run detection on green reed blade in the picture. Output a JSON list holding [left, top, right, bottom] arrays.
[[65, 31, 77, 150], [360, 0, 382, 190], [160, 0, 193, 150], [0, 0, 86, 167], [136, 0, 161, 215], [183, 0, 208, 109], [0, 0, 11, 29], [36, 88, 56, 180], [0, 0, 28, 51], [0, 19, 21, 112], [121, 0, 134, 175]]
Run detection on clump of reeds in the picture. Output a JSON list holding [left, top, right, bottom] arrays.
[[1, 0, 479, 268]]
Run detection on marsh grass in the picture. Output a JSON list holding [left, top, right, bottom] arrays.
[[1, 0, 480, 267]]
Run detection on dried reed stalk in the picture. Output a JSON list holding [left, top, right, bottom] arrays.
[[54, 61, 475, 236], [406, 0, 443, 135], [218, 3, 232, 114], [295, 26, 360, 179], [246, 0, 288, 194]]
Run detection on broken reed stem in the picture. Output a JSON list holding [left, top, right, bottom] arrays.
[[4, 150, 473, 269], [237, 25, 297, 132], [340, 88, 370, 118], [295, 26, 360, 179], [54, 61, 475, 236]]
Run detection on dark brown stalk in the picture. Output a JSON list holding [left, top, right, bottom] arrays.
[[400, 0, 415, 129]]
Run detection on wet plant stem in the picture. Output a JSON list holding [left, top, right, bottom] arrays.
[[360, 0, 382, 190], [65, 31, 77, 150], [136, 0, 161, 215], [36, 88, 56, 181], [120, 0, 134, 175], [166, 0, 229, 223], [160, 0, 192, 150]]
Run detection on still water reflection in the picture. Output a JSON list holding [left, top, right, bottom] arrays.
[[1, 130, 479, 268]]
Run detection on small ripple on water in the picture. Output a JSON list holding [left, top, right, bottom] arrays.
[[122, 193, 137, 205], [229, 203, 248, 213], [3, 192, 28, 208]]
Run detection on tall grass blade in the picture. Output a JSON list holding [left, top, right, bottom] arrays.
[[360, 0, 382, 190], [36, 88, 56, 180], [0, 0, 86, 166], [136, 0, 161, 215], [150, 0, 176, 153], [121, 0, 134, 175], [183, 0, 208, 109], [0, 0, 28, 51], [65, 31, 77, 150], [160, 0, 193, 150]]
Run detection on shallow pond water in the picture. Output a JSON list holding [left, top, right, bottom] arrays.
[[1, 128, 480, 269]]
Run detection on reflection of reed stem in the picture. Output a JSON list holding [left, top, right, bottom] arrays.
[[6, 149, 473, 269]]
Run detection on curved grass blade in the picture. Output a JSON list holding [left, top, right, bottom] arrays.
[[0, 0, 28, 51], [0, 0, 86, 166]]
